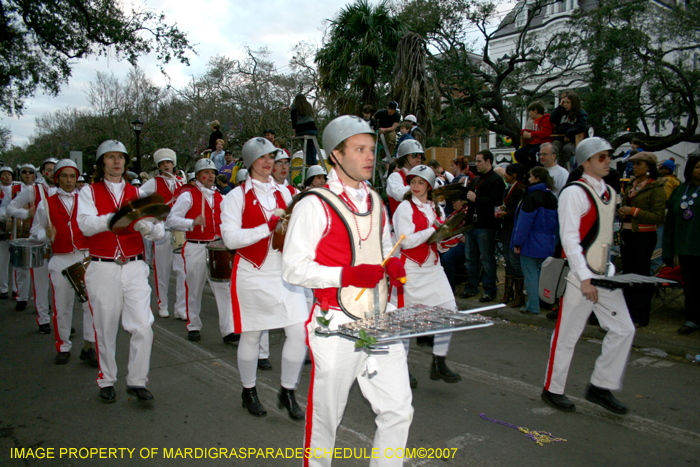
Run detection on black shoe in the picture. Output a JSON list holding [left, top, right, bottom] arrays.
[[188, 330, 201, 342], [127, 387, 154, 401], [416, 335, 434, 347], [409, 372, 418, 389], [55, 352, 71, 365], [278, 387, 304, 420], [459, 291, 476, 299], [478, 295, 494, 303], [70, 327, 75, 336], [38, 323, 51, 334], [258, 358, 272, 371], [304, 356, 312, 365], [430, 356, 461, 383], [678, 325, 698, 335], [546, 310, 559, 321], [100, 386, 116, 403], [80, 348, 99, 367], [15, 300, 27, 311], [585, 384, 628, 414], [0, 292, 8, 299], [541, 388, 575, 412], [223, 333, 240, 344], [588, 314, 599, 326], [242, 387, 267, 417]]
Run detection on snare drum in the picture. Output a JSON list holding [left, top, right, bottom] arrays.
[[61, 257, 91, 303], [9, 239, 49, 268], [171, 230, 186, 252], [206, 240, 236, 282]]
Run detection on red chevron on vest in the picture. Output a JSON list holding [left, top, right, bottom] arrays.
[[88, 181, 144, 259], [401, 201, 438, 266], [182, 185, 222, 242], [155, 175, 180, 206], [236, 184, 287, 269], [47, 193, 88, 254]]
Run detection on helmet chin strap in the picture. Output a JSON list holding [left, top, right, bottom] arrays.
[[331, 151, 362, 183]]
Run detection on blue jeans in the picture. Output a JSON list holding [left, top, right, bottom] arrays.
[[297, 129, 319, 165], [440, 242, 465, 292], [520, 255, 544, 314], [499, 228, 522, 277], [464, 229, 498, 297]]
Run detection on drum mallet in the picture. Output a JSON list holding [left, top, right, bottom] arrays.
[[355, 234, 406, 301]]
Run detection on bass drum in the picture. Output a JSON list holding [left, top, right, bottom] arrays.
[[171, 230, 186, 253], [9, 239, 49, 268], [206, 240, 236, 282]]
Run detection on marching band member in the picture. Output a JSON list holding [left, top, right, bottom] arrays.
[[220, 137, 308, 420], [282, 116, 412, 466], [77, 140, 165, 403], [140, 148, 185, 319], [29, 159, 97, 366], [391, 163, 461, 387], [0, 166, 14, 299], [8, 159, 57, 331], [8, 163, 35, 310], [165, 159, 236, 344], [271, 150, 299, 196], [542, 137, 635, 415], [303, 165, 327, 190], [386, 139, 424, 216]]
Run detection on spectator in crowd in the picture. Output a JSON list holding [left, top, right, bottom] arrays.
[[291, 94, 319, 165], [361, 104, 378, 131], [217, 174, 233, 195], [211, 139, 226, 171], [263, 129, 276, 143], [403, 114, 426, 147], [658, 158, 680, 199], [663, 155, 700, 335], [440, 198, 469, 292], [396, 121, 415, 150], [374, 101, 401, 155], [515, 100, 553, 170], [450, 156, 473, 186], [617, 152, 666, 327], [208, 120, 223, 152], [219, 151, 237, 187], [427, 159, 454, 187], [460, 150, 505, 302], [539, 142, 569, 196], [550, 91, 588, 170], [496, 163, 528, 307], [511, 167, 559, 314], [621, 138, 644, 179]]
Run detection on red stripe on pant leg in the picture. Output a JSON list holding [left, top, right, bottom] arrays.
[[397, 256, 408, 308], [544, 295, 565, 391], [182, 244, 191, 326], [303, 307, 316, 467], [83, 280, 103, 385], [230, 255, 243, 334], [49, 274, 63, 352], [153, 242, 162, 309], [30, 268, 38, 325]]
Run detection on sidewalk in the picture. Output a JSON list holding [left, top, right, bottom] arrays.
[[455, 266, 700, 359]]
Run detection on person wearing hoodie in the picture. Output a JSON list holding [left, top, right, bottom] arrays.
[[514, 101, 553, 170], [511, 167, 559, 314]]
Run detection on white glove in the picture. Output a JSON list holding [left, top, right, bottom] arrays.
[[134, 219, 154, 236]]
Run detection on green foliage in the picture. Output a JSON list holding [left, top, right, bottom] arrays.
[[354, 328, 378, 349], [316, 0, 406, 114], [0, 0, 195, 116]]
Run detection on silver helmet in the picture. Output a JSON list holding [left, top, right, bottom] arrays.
[[305, 165, 327, 182], [235, 169, 248, 185], [274, 149, 290, 162], [40, 157, 59, 172], [96, 140, 128, 162], [0, 166, 13, 175], [575, 137, 613, 166], [404, 114, 417, 124], [186, 172, 196, 182], [52, 159, 79, 182], [242, 137, 277, 168], [194, 158, 217, 174], [396, 139, 424, 159], [406, 165, 436, 189], [153, 148, 176, 167], [322, 115, 375, 155]]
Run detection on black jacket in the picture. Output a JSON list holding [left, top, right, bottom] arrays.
[[467, 169, 505, 230]]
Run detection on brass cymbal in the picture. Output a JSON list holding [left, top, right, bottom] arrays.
[[432, 183, 469, 203], [109, 204, 170, 235], [427, 212, 474, 244]]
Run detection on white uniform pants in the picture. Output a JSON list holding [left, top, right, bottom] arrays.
[[0, 241, 10, 294], [305, 304, 413, 467], [31, 263, 50, 325], [48, 251, 94, 352], [172, 252, 187, 319], [182, 242, 234, 336], [544, 272, 636, 394], [238, 323, 305, 389], [153, 233, 175, 315], [85, 260, 154, 388], [259, 330, 270, 359], [14, 267, 30, 302]]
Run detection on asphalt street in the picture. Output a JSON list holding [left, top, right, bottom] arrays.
[[1, 271, 699, 466]]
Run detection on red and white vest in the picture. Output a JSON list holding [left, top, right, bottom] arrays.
[[388, 170, 408, 216], [47, 192, 88, 254], [181, 185, 222, 242], [155, 175, 183, 206], [236, 182, 287, 269], [401, 201, 438, 266], [88, 181, 144, 259]]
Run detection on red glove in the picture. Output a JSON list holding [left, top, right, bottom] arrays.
[[384, 257, 406, 288], [267, 215, 281, 232], [341, 264, 385, 288]]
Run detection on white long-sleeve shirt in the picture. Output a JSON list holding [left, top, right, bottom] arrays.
[[165, 181, 217, 233], [559, 172, 608, 283], [7, 182, 56, 219], [0, 184, 13, 220], [386, 168, 411, 202], [392, 196, 440, 250], [140, 174, 182, 202], [282, 169, 394, 290], [220, 175, 290, 250]]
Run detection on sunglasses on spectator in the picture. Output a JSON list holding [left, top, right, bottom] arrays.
[[21, 170, 34, 175], [275, 161, 290, 167]]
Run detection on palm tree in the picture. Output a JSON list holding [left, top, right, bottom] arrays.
[[315, 0, 405, 115]]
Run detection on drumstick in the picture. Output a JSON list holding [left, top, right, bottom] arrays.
[[40, 185, 52, 230], [355, 234, 406, 301], [200, 187, 205, 232]]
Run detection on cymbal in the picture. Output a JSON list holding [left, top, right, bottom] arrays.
[[110, 205, 170, 235], [427, 212, 474, 244], [432, 183, 468, 203]]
